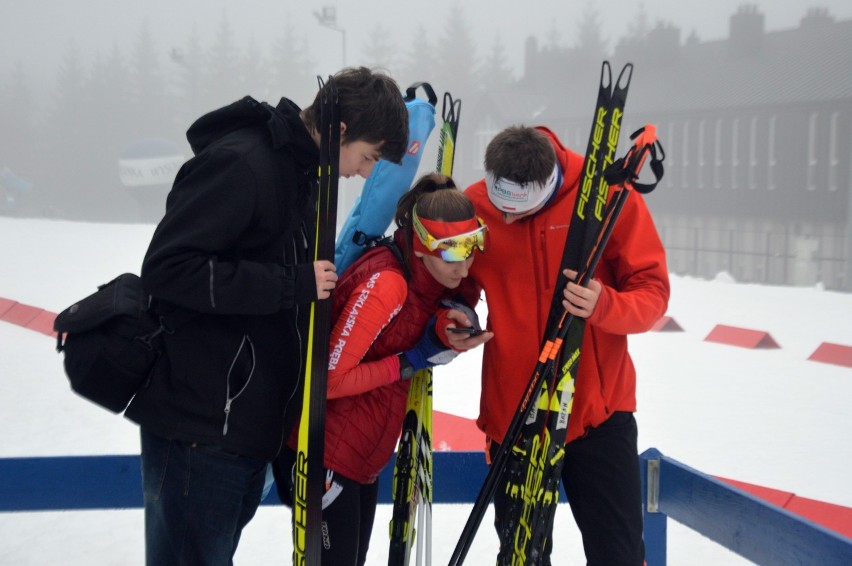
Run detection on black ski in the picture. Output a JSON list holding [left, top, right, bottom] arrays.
[[293, 75, 340, 566], [447, 61, 631, 566]]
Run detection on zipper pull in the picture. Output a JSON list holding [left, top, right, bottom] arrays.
[[223, 399, 232, 435]]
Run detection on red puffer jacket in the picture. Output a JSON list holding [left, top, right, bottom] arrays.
[[290, 231, 478, 483]]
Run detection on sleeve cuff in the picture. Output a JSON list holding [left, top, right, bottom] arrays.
[[280, 263, 319, 308]]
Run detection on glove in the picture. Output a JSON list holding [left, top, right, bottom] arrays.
[[402, 317, 459, 373], [440, 299, 482, 332], [435, 299, 483, 349]]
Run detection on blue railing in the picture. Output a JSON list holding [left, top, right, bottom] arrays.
[[2, 448, 850, 564], [640, 448, 852, 565], [0, 451, 487, 510]]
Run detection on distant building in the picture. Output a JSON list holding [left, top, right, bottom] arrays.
[[461, 6, 852, 291]]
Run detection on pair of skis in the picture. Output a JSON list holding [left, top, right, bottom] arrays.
[[293, 75, 340, 566], [449, 60, 668, 566], [388, 91, 462, 566]]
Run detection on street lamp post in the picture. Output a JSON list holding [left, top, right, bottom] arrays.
[[313, 5, 346, 67]]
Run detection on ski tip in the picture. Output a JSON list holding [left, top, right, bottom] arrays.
[[600, 61, 613, 89], [616, 63, 634, 90]]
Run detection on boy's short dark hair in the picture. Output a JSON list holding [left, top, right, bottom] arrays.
[[303, 67, 409, 164], [484, 126, 556, 185]]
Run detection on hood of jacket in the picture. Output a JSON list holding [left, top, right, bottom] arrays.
[[186, 96, 318, 172]]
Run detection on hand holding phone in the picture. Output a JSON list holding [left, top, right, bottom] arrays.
[[447, 326, 483, 336], [440, 299, 485, 338]]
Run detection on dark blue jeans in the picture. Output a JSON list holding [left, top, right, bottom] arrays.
[[140, 429, 267, 566]]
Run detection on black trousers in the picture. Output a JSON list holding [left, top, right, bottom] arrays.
[[274, 448, 378, 566], [491, 411, 645, 566]]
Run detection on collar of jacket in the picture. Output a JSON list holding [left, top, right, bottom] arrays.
[[270, 98, 319, 171]]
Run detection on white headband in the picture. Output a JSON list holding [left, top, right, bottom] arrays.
[[486, 163, 560, 214]]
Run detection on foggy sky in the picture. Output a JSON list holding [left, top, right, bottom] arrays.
[[3, 0, 852, 93]]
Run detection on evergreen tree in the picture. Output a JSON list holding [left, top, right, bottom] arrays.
[[241, 36, 267, 101], [128, 20, 170, 140], [268, 19, 315, 108], [84, 44, 137, 220], [545, 23, 563, 50], [170, 27, 206, 125], [0, 62, 38, 180], [480, 35, 515, 91], [433, 3, 478, 98], [0, 62, 38, 215], [396, 24, 435, 90], [430, 4, 479, 184], [360, 23, 397, 71], [574, 4, 608, 61], [626, 2, 651, 41], [205, 12, 244, 110], [87, 44, 132, 151], [615, 2, 651, 54], [43, 41, 91, 218]]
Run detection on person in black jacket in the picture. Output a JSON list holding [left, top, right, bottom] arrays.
[[124, 67, 409, 566]]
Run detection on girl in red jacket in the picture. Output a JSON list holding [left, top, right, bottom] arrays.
[[278, 172, 492, 566]]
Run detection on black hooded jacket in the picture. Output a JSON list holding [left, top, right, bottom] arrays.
[[125, 96, 319, 461]]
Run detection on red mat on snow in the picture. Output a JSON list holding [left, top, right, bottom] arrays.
[[651, 316, 683, 332], [0, 299, 56, 337], [432, 411, 484, 452], [704, 324, 780, 349], [807, 342, 852, 369], [1, 301, 43, 327], [0, 297, 15, 317]]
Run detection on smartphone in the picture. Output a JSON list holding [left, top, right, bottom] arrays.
[[448, 326, 483, 336]]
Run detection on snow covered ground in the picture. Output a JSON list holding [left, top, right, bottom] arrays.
[[1, 217, 851, 565]]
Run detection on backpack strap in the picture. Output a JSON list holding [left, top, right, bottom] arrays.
[[351, 231, 411, 281]]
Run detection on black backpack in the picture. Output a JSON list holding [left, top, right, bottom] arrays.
[[53, 273, 185, 414]]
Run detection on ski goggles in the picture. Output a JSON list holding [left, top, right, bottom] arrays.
[[412, 207, 488, 262]]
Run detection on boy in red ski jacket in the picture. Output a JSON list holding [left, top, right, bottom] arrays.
[[465, 125, 670, 565]]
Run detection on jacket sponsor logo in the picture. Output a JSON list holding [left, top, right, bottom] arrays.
[[328, 272, 381, 370], [407, 140, 421, 156]]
